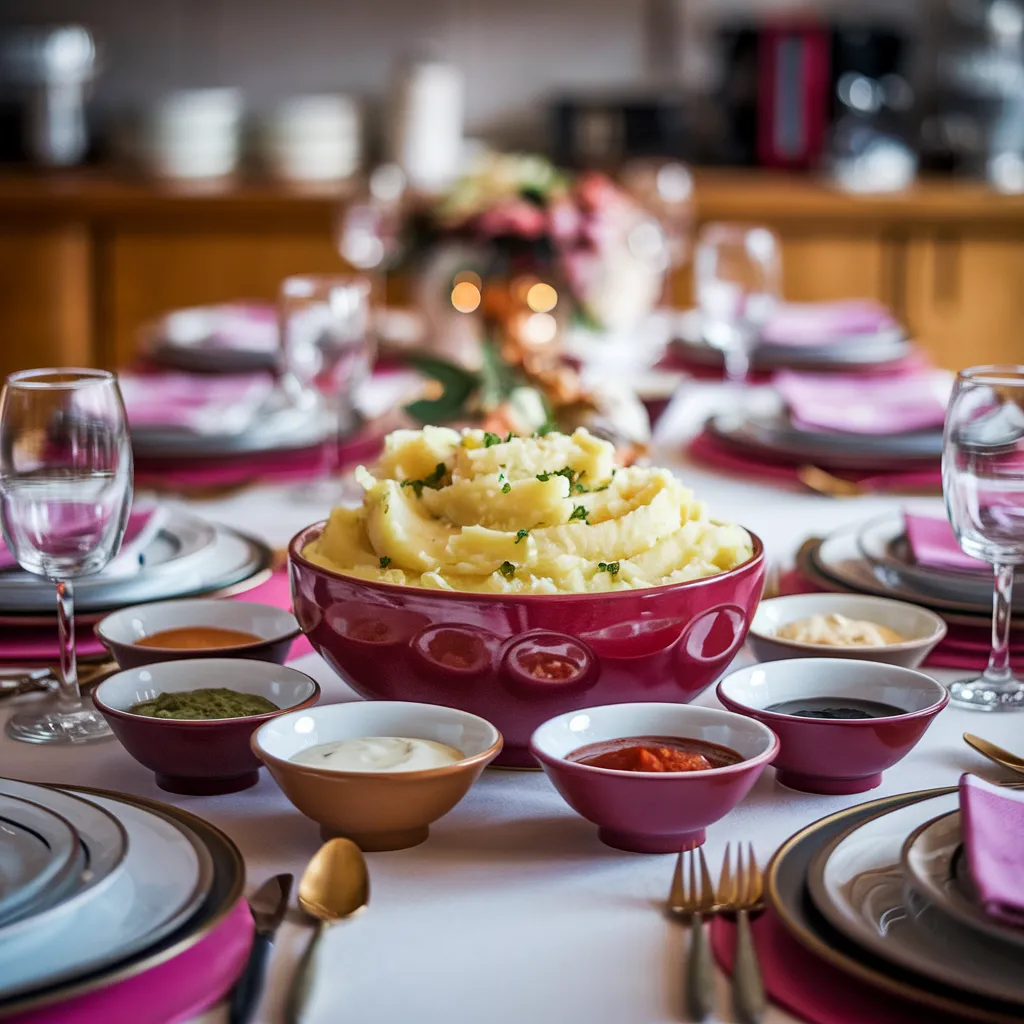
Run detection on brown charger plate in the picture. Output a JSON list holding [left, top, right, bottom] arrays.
[[767, 785, 1024, 1024]]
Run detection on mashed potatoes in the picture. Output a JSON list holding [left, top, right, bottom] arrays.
[[302, 427, 753, 594]]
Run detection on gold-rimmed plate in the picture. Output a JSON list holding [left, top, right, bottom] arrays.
[[0, 787, 245, 1019], [767, 785, 1024, 1024]]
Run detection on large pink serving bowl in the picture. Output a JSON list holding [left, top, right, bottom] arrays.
[[531, 703, 779, 853], [288, 522, 765, 767]]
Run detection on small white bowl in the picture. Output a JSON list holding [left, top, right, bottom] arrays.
[[748, 594, 947, 668], [96, 599, 301, 668]]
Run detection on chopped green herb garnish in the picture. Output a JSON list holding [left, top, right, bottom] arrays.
[[505, 432, 517, 442], [401, 462, 448, 499], [597, 561, 620, 575], [574, 482, 586, 493], [536, 471, 551, 482], [483, 432, 503, 447], [515, 529, 530, 544], [569, 505, 589, 523], [535, 422, 558, 436], [498, 561, 516, 579], [501, 482, 511, 494], [379, 556, 391, 569]]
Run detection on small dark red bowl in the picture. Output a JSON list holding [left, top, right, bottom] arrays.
[[288, 522, 765, 767], [716, 658, 949, 795], [93, 658, 320, 795], [530, 702, 779, 853], [96, 599, 301, 669]]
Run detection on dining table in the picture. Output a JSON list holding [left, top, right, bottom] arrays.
[[2, 378, 1017, 1024]]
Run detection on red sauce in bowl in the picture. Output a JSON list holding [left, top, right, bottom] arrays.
[[567, 736, 743, 773]]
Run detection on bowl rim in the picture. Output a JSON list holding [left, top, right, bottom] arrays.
[[715, 658, 950, 725], [528, 702, 780, 780], [250, 700, 505, 780], [92, 658, 321, 725], [748, 594, 948, 653], [287, 521, 764, 602], [95, 598, 302, 653]]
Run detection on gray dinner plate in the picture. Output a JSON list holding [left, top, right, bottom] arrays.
[[856, 513, 1024, 613], [0, 796, 82, 928], [0, 523, 271, 615], [768, 787, 1024, 1024]]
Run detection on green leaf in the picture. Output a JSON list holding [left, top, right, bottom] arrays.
[[404, 353, 480, 425]]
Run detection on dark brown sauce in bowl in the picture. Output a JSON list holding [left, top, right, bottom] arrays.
[[567, 736, 743, 773], [136, 626, 263, 650], [763, 697, 906, 721]]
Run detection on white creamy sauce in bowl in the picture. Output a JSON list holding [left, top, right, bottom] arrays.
[[290, 736, 465, 773]]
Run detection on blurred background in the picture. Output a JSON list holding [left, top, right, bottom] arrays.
[[0, 0, 1022, 381]]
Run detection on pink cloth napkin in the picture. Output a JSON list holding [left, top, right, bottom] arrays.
[[10, 898, 253, 1024], [775, 369, 950, 435], [0, 507, 159, 574], [711, 912, 971, 1024], [904, 512, 985, 573], [760, 299, 899, 348], [174, 302, 278, 353], [120, 372, 272, 433], [960, 773, 1024, 927]]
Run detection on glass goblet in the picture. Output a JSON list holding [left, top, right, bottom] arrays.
[[0, 368, 133, 743], [694, 223, 781, 387], [942, 365, 1024, 710]]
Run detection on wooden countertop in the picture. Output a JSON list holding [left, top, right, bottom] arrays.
[[2, 167, 1024, 229]]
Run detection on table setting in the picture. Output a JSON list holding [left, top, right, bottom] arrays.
[[2, 169, 1024, 1023]]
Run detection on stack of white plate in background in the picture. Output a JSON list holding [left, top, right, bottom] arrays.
[[0, 779, 246, 1018]]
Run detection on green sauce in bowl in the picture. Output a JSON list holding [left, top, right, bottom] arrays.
[[128, 687, 278, 720]]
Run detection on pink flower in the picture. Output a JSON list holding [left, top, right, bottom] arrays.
[[475, 200, 547, 239], [548, 199, 583, 245]]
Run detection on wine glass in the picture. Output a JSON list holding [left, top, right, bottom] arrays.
[[694, 223, 781, 386], [0, 369, 133, 743], [280, 274, 374, 504], [943, 365, 1024, 710]]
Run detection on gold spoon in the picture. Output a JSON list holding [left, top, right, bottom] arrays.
[[964, 733, 1024, 776], [285, 838, 370, 1024]]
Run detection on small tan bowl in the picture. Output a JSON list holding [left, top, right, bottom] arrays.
[[251, 701, 503, 851], [748, 594, 947, 669]]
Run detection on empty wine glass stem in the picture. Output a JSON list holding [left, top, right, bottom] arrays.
[[987, 563, 1015, 684], [55, 578, 79, 707]]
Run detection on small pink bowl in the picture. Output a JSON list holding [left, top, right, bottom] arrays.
[[716, 658, 949, 795], [530, 703, 779, 854], [93, 658, 320, 795]]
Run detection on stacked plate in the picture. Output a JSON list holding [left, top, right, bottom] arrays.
[[672, 306, 913, 374], [0, 778, 249, 1020], [0, 505, 272, 661], [769, 786, 1024, 1022]]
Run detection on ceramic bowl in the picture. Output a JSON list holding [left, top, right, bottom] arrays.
[[251, 701, 503, 851], [530, 703, 779, 854], [716, 658, 949, 795], [748, 594, 946, 669], [93, 658, 320, 795], [288, 522, 765, 767], [96, 599, 301, 669]]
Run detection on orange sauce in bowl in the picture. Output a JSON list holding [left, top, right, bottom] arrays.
[[136, 626, 263, 650], [567, 736, 743, 773]]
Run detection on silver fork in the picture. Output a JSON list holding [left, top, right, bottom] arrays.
[[667, 847, 718, 1022], [718, 842, 766, 1024]]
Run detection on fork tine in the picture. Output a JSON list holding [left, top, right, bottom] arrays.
[[669, 851, 685, 909], [697, 846, 716, 912], [718, 841, 735, 906], [748, 844, 763, 905], [688, 848, 697, 909], [737, 843, 749, 906]]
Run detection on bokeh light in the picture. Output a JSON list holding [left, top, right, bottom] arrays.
[[526, 282, 558, 313], [451, 280, 482, 313]]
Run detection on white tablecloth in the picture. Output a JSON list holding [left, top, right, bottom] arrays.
[[4, 382, 1018, 1024]]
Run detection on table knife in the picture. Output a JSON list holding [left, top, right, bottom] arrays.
[[229, 872, 294, 1024]]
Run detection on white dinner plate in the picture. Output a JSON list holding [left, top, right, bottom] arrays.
[[0, 792, 213, 1000], [0, 795, 81, 927], [0, 522, 269, 615], [808, 792, 1024, 1006], [902, 810, 1024, 949], [0, 781, 128, 940]]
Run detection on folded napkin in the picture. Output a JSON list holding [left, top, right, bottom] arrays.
[[775, 368, 951, 435], [119, 372, 273, 435], [960, 773, 1024, 927], [155, 302, 279, 353], [904, 512, 985, 572], [760, 299, 899, 348], [0, 505, 162, 575]]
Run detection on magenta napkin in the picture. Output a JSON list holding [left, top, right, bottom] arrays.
[[760, 299, 899, 348], [904, 512, 984, 572], [960, 773, 1024, 927], [119, 372, 272, 434], [0, 506, 159, 574], [775, 368, 950, 435]]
